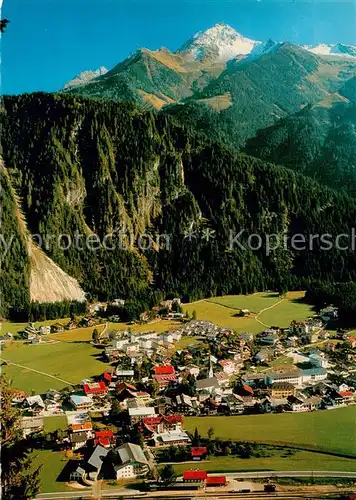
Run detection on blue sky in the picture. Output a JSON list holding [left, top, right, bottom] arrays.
[[2, 0, 356, 95]]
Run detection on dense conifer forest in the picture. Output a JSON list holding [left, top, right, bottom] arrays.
[[2, 92, 356, 318]]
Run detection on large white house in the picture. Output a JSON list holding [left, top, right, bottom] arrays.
[[265, 370, 302, 387], [115, 443, 149, 479]]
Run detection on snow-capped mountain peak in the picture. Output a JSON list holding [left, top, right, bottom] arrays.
[[304, 42, 356, 59], [63, 66, 108, 90], [178, 23, 261, 62]]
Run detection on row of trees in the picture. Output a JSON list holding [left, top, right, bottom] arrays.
[[0, 378, 42, 499], [305, 281, 356, 325]]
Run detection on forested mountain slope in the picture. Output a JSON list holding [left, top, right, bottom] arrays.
[[165, 44, 356, 147], [245, 99, 356, 196], [3, 93, 356, 317], [65, 47, 226, 110]]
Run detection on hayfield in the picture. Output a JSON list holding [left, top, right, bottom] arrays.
[[1, 340, 109, 393], [1, 318, 71, 336], [108, 319, 179, 334], [185, 406, 356, 457], [259, 296, 316, 328], [32, 450, 72, 493], [182, 301, 262, 333], [43, 416, 68, 432], [173, 450, 356, 474], [182, 291, 314, 332], [208, 292, 281, 313]]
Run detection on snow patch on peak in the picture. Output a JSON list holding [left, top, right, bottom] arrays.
[[333, 43, 356, 57], [63, 66, 108, 89], [304, 43, 356, 59], [178, 23, 261, 62], [246, 39, 281, 60]]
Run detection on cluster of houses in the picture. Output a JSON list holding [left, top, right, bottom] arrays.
[[8, 303, 356, 490], [105, 330, 183, 364], [90, 297, 185, 323], [18, 317, 102, 343], [179, 320, 232, 340], [68, 439, 150, 484]]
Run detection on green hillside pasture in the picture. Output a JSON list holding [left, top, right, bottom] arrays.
[[182, 300, 262, 333], [183, 291, 315, 332], [173, 450, 356, 474], [207, 292, 281, 313], [185, 406, 356, 457], [1, 340, 108, 393]]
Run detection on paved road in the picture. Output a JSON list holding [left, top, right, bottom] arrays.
[[36, 471, 356, 499], [36, 490, 143, 499]]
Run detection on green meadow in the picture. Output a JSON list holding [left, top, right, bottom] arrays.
[[185, 406, 356, 457], [183, 291, 315, 332]]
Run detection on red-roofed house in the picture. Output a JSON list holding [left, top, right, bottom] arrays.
[[183, 470, 207, 482], [191, 446, 208, 461], [153, 365, 177, 387], [242, 384, 254, 396], [70, 422, 94, 441], [206, 475, 227, 486], [348, 336, 356, 348], [71, 422, 93, 433], [95, 430, 114, 439], [94, 430, 115, 448], [83, 381, 108, 397], [103, 372, 113, 384], [140, 414, 183, 435], [116, 382, 138, 401], [339, 391, 354, 402], [154, 365, 175, 375]]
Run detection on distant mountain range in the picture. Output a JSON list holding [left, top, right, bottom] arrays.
[[2, 24, 356, 317], [64, 23, 356, 91], [63, 23, 356, 149]]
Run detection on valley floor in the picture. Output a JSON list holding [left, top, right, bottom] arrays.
[[185, 406, 356, 457]]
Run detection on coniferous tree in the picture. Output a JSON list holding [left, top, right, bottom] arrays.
[[0, 377, 42, 499]]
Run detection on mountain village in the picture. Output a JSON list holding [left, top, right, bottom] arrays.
[[5, 298, 356, 493]]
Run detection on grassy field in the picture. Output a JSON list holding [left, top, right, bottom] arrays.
[[1, 318, 71, 336], [173, 450, 356, 475], [259, 295, 316, 328], [183, 292, 314, 332], [185, 406, 356, 457], [48, 324, 106, 342], [208, 293, 281, 313], [107, 319, 179, 334], [32, 450, 73, 493], [173, 336, 204, 350], [1, 340, 109, 393], [43, 416, 68, 433], [183, 301, 262, 333]]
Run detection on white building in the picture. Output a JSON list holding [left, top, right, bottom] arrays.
[[159, 333, 174, 343], [39, 325, 51, 335], [266, 370, 302, 387], [112, 338, 129, 350], [301, 367, 328, 384], [115, 443, 149, 479], [219, 359, 237, 375], [128, 407, 156, 424], [309, 352, 328, 368]]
